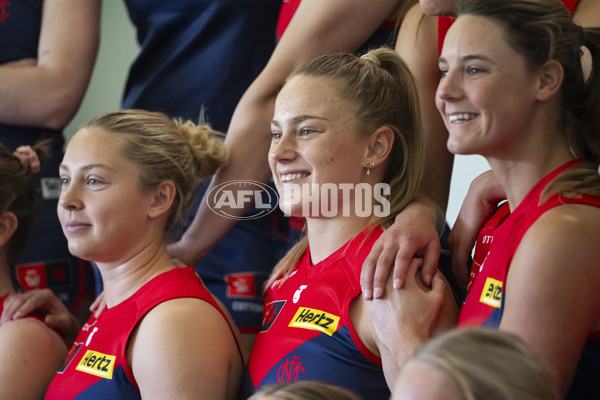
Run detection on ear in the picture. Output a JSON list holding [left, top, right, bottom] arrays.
[[147, 181, 177, 220], [0, 212, 18, 248], [365, 126, 395, 168], [536, 60, 563, 102]]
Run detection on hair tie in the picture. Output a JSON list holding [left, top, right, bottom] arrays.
[[360, 52, 381, 67]]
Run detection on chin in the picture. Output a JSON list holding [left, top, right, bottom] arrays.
[[67, 244, 92, 262]]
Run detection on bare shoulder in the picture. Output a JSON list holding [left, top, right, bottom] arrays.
[[129, 298, 242, 400], [514, 202, 600, 282], [0, 317, 66, 357], [133, 297, 239, 356], [0, 317, 67, 398]]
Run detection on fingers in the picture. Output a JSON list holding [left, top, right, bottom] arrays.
[[90, 292, 107, 318], [1, 289, 55, 322], [361, 239, 385, 300], [417, 239, 441, 287], [13, 146, 41, 173], [171, 258, 187, 268], [391, 250, 415, 290]]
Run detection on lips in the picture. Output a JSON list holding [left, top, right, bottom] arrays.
[[64, 222, 92, 234]]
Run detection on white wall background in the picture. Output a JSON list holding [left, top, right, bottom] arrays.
[[64, 2, 490, 229]]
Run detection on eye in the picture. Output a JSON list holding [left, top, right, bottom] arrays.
[[87, 177, 104, 186], [60, 177, 70, 186], [299, 128, 314, 136], [467, 66, 484, 75], [439, 68, 448, 78], [271, 132, 282, 140]]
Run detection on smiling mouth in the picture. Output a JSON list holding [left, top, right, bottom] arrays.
[[448, 113, 478, 123], [280, 172, 309, 182]]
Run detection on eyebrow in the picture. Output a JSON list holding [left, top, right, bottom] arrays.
[[439, 54, 494, 64], [271, 114, 329, 127], [59, 164, 115, 173]]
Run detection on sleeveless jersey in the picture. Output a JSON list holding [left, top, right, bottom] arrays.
[[45, 267, 241, 399], [0, 0, 93, 312], [457, 159, 600, 399], [244, 226, 389, 399], [437, 0, 580, 53]]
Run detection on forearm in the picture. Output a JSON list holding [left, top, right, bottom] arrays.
[[176, 87, 276, 261], [0, 0, 100, 129], [0, 64, 85, 128]]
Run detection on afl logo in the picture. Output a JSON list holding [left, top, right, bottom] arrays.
[[207, 180, 279, 220]]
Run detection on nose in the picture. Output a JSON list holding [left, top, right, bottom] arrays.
[[58, 180, 83, 212], [269, 132, 297, 165], [436, 69, 463, 103]]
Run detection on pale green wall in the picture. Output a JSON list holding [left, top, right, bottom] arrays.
[[63, 1, 138, 142]]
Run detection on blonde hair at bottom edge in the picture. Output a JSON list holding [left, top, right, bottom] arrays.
[[248, 381, 362, 400]]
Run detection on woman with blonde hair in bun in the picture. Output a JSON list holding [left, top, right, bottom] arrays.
[[39, 109, 243, 400]]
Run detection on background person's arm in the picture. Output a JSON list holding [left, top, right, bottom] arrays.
[[0, 0, 100, 129], [168, 0, 403, 266]]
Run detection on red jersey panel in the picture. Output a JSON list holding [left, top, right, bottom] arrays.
[[244, 226, 390, 399], [457, 160, 600, 399], [45, 267, 241, 399]]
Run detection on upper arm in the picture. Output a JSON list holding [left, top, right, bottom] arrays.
[[130, 298, 242, 400], [0, 318, 67, 399], [500, 204, 600, 397], [395, 5, 453, 211], [37, 0, 101, 125], [247, 0, 401, 102]]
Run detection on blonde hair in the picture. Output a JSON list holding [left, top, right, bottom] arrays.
[[405, 327, 558, 400], [82, 109, 228, 235], [266, 47, 423, 289], [0, 139, 51, 264], [248, 381, 361, 400]]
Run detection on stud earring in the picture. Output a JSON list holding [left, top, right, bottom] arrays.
[[366, 161, 372, 175]]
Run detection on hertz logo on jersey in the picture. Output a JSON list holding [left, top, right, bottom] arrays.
[[479, 277, 503, 308], [75, 350, 116, 379], [289, 307, 340, 336]]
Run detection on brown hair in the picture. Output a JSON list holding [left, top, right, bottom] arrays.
[[0, 139, 52, 264], [455, 0, 600, 198], [82, 109, 228, 235]]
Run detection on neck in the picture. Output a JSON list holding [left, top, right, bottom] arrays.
[[487, 134, 574, 211], [305, 215, 373, 265], [96, 238, 175, 307]]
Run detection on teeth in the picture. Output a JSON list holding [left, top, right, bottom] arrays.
[[280, 173, 308, 182], [449, 113, 477, 122]]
